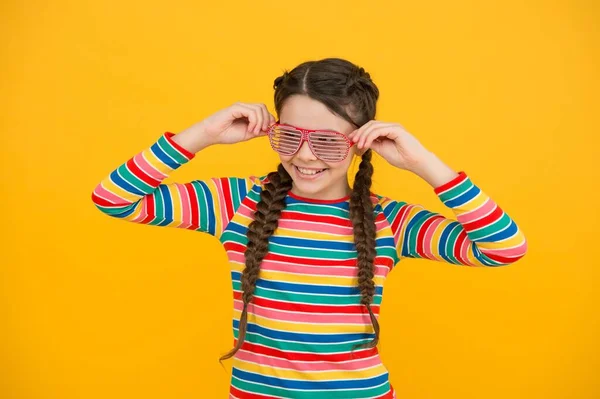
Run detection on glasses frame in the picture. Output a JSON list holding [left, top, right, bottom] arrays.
[[266, 122, 356, 162]]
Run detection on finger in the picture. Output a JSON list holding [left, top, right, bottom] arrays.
[[257, 103, 271, 132], [237, 103, 260, 134], [369, 138, 383, 153], [249, 104, 264, 134], [357, 122, 387, 148], [361, 125, 398, 149], [349, 120, 376, 144]]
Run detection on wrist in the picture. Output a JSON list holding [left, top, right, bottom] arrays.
[[172, 123, 215, 153], [409, 151, 459, 188]]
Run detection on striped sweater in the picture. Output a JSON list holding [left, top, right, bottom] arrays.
[[91, 132, 527, 398]]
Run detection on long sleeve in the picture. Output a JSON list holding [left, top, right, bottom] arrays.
[[380, 171, 527, 266], [91, 131, 258, 239]]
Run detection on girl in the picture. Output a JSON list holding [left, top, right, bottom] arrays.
[[92, 57, 527, 399]]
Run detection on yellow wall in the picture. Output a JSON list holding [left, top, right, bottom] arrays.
[[2, 1, 598, 398]]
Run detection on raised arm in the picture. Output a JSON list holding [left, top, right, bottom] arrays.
[[381, 171, 528, 266], [91, 131, 257, 238]]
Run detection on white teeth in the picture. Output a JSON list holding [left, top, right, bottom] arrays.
[[297, 166, 324, 175]]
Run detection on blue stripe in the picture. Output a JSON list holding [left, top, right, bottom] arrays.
[[231, 271, 383, 295], [227, 221, 249, 235], [285, 196, 350, 208], [445, 184, 479, 208], [110, 170, 145, 196], [483, 219, 518, 242], [157, 185, 173, 226], [232, 368, 388, 390], [232, 319, 375, 343], [270, 236, 355, 251], [437, 222, 454, 263], [196, 181, 216, 235], [402, 209, 430, 255], [151, 141, 180, 169]]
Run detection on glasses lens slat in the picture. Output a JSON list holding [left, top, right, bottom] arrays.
[[268, 125, 351, 162], [270, 126, 302, 154]]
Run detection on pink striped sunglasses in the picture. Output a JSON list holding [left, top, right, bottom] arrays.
[[266, 121, 356, 162]]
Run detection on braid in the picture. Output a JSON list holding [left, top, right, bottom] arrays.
[[349, 149, 380, 351], [219, 164, 292, 362]]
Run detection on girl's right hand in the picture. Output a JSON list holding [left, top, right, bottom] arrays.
[[190, 102, 276, 146]]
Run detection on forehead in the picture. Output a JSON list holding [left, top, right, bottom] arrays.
[[279, 94, 355, 133]]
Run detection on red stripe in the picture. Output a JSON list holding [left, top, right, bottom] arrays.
[[91, 191, 114, 207], [139, 196, 155, 224], [241, 342, 378, 362], [485, 252, 523, 264], [415, 215, 443, 258], [126, 157, 159, 187], [220, 178, 235, 222], [223, 242, 356, 267], [164, 132, 196, 159], [463, 205, 503, 231], [280, 210, 353, 227], [433, 171, 467, 194], [233, 291, 380, 314], [452, 230, 469, 264], [185, 182, 199, 229], [229, 386, 277, 399], [390, 203, 410, 236]]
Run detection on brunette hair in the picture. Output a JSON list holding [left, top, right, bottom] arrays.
[[220, 58, 380, 362]]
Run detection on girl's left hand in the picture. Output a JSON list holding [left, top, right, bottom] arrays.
[[348, 120, 432, 172]]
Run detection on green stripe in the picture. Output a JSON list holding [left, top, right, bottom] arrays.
[[230, 178, 241, 212], [117, 164, 152, 193], [158, 135, 190, 164], [233, 330, 372, 353], [438, 177, 472, 202], [221, 230, 248, 245], [190, 181, 209, 231], [268, 242, 356, 260], [231, 282, 383, 306], [286, 203, 350, 218], [469, 213, 511, 241], [406, 210, 433, 256], [443, 224, 462, 263]]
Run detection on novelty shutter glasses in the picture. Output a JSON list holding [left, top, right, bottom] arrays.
[[266, 122, 355, 162]]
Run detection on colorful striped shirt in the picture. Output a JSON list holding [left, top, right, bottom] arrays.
[[91, 132, 528, 398]]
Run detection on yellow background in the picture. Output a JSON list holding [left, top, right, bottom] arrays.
[[2, 0, 598, 398]]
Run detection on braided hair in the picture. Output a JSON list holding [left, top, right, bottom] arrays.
[[220, 58, 380, 362]]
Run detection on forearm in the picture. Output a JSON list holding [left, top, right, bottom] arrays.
[[408, 151, 460, 189], [171, 123, 214, 154]]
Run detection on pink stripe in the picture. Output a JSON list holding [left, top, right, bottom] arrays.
[[457, 198, 495, 224], [130, 196, 149, 223], [422, 217, 445, 259], [171, 184, 191, 228], [277, 219, 353, 235], [260, 258, 389, 278], [237, 203, 255, 218], [94, 184, 127, 204], [235, 350, 382, 372], [227, 252, 390, 278], [460, 236, 474, 266], [135, 152, 167, 180], [214, 178, 229, 231], [237, 300, 374, 325], [481, 241, 528, 257]]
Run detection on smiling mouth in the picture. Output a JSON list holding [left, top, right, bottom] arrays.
[[294, 165, 328, 176]]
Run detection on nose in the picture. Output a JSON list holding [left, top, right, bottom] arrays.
[[295, 140, 317, 161]]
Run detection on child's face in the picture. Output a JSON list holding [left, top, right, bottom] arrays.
[[277, 94, 362, 200]]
